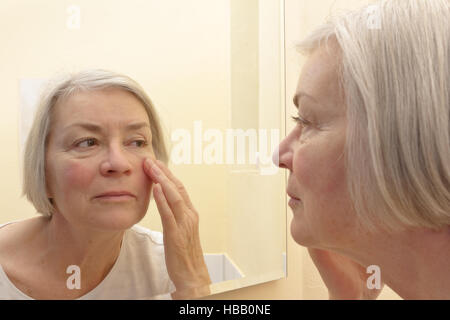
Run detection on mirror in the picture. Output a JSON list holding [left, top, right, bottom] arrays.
[[0, 0, 286, 298]]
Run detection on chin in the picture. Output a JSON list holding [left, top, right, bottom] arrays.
[[290, 217, 317, 247]]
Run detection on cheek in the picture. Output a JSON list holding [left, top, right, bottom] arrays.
[[138, 169, 153, 193], [133, 157, 154, 198], [293, 138, 346, 195], [293, 140, 356, 240], [58, 161, 96, 193]]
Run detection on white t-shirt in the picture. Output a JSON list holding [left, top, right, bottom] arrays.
[[0, 221, 175, 300]]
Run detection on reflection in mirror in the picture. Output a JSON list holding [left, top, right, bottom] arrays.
[[0, 0, 286, 299]]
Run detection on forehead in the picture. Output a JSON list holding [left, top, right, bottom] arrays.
[[52, 88, 150, 127], [294, 44, 343, 111]]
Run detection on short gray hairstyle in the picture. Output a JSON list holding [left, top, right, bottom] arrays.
[[22, 69, 168, 217], [296, 0, 450, 232]]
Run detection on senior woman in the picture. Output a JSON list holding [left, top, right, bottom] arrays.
[[276, 0, 450, 299], [0, 70, 211, 299]]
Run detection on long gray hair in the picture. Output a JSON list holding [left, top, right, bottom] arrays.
[[297, 0, 450, 232]]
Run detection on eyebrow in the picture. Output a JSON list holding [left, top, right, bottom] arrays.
[[64, 122, 151, 132], [293, 91, 319, 109]]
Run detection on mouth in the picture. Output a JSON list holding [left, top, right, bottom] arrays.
[[287, 191, 302, 208], [287, 191, 301, 201], [94, 191, 136, 201]]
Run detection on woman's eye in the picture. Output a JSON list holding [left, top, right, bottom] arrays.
[[76, 138, 97, 148], [131, 140, 148, 148], [291, 115, 312, 127], [73, 138, 148, 149]]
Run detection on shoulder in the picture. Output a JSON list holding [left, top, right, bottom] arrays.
[[0, 219, 25, 240], [0, 217, 47, 286], [0, 218, 44, 256]]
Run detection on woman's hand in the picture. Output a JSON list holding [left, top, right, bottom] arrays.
[[307, 248, 384, 299], [144, 158, 212, 299]]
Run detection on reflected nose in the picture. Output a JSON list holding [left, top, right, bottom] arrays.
[[100, 143, 133, 176]]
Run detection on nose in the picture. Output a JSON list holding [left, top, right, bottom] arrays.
[[100, 142, 133, 176], [273, 129, 295, 171]]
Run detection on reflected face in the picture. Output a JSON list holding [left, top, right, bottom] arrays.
[[46, 88, 156, 230], [277, 43, 359, 248]]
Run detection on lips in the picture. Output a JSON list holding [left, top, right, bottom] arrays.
[[94, 191, 136, 199], [287, 190, 302, 209], [287, 190, 301, 201]]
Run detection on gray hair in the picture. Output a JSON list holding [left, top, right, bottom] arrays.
[[22, 69, 168, 217], [296, 0, 450, 232]]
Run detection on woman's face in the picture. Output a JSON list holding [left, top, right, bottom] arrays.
[[46, 88, 156, 230], [277, 44, 360, 249]]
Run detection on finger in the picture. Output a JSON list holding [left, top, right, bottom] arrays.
[[144, 158, 173, 187], [145, 158, 197, 222], [153, 159, 195, 210], [153, 183, 177, 232], [147, 160, 186, 222], [143, 157, 157, 181]]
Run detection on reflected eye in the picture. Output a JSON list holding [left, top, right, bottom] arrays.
[[291, 115, 312, 127], [76, 138, 97, 148], [73, 138, 149, 149], [131, 140, 148, 148]]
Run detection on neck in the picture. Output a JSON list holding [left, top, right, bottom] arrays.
[[38, 214, 124, 288], [335, 225, 450, 299]]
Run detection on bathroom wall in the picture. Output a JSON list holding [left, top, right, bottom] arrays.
[[220, 0, 286, 288]]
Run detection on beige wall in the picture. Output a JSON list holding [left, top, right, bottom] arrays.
[[220, 0, 285, 284]]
